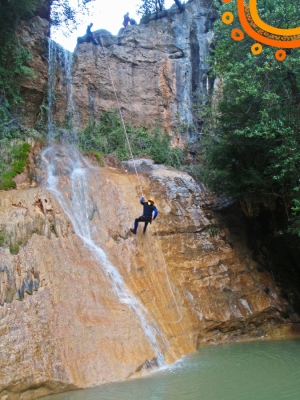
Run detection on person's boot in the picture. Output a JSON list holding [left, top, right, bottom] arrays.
[[143, 226, 147, 234], [130, 228, 136, 234]]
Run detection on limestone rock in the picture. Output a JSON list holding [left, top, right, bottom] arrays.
[[70, 0, 214, 142], [0, 149, 297, 399], [17, 17, 49, 128], [18, 1, 215, 142]]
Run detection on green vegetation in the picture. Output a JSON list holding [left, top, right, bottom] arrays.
[[204, 226, 220, 238], [0, 226, 21, 254], [0, 0, 40, 119], [138, 0, 165, 17], [77, 110, 185, 168], [0, 227, 6, 246], [87, 151, 105, 167], [202, 0, 300, 235], [35, 100, 49, 133], [9, 241, 20, 255], [0, 140, 30, 190], [137, 0, 184, 18]]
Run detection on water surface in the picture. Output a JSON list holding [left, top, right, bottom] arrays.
[[44, 339, 300, 400]]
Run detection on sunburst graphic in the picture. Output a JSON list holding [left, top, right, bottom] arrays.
[[221, 0, 300, 61]]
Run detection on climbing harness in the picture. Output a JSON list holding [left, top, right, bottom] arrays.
[[98, 32, 183, 324]]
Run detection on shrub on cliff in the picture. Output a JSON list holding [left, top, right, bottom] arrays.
[[137, 0, 184, 19], [138, 0, 165, 17], [0, 140, 30, 190], [77, 110, 184, 168]]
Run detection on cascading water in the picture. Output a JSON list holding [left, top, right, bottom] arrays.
[[47, 38, 76, 143], [47, 39, 55, 140], [42, 146, 166, 367], [45, 38, 168, 369]]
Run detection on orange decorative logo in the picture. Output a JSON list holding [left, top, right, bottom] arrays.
[[221, 0, 300, 61]]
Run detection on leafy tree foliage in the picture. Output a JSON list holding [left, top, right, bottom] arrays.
[[203, 0, 300, 235], [137, 0, 184, 17], [138, 0, 165, 16], [50, 0, 92, 35]]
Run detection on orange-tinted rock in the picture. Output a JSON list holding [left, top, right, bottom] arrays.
[[0, 152, 297, 399]]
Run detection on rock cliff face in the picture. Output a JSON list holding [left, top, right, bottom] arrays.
[[17, 16, 49, 129], [70, 0, 214, 142], [2, 1, 298, 399], [19, 0, 215, 143], [0, 145, 298, 400]]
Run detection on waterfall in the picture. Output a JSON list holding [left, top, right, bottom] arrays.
[[47, 38, 76, 144], [45, 37, 169, 369], [47, 39, 55, 141], [60, 46, 75, 139], [42, 145, 167, 368]]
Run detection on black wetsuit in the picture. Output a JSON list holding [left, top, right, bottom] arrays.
[[133, 197, 158, 233]]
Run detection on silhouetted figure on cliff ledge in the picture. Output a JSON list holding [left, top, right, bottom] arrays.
[[123, 12, 130, 31], [86, 23, 99, 45], [77, 23, 99, 46]]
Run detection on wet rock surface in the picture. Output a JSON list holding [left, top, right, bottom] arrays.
[[0, 151, 298, 399]]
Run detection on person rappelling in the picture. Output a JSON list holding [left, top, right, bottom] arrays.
[[130, 197, 158, 234], [86, 23, 99, 45], [123, 12, 130, 32]]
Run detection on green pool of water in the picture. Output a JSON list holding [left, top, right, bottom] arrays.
[[44, 339, 300, 400]]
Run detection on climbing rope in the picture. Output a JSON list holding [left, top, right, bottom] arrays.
[[94, 1, 215, 325], [154, 225, 183, 323], [98, 31, 183, 324], [98, 34, 144, 198], [144, 224, 183, 324]]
